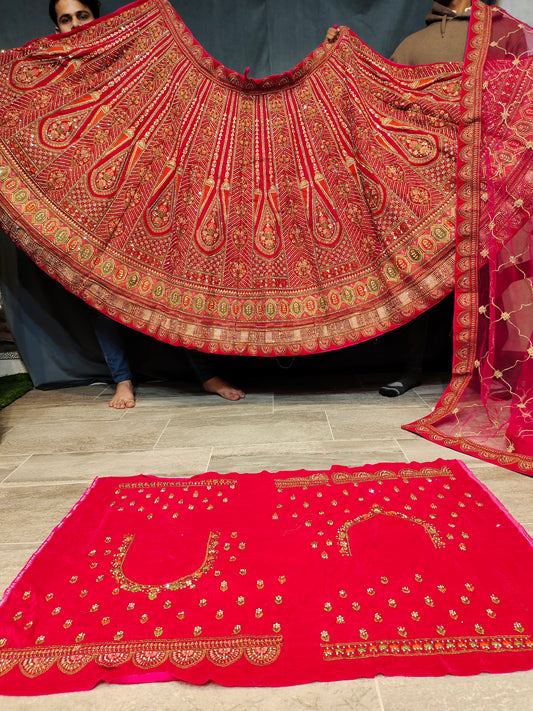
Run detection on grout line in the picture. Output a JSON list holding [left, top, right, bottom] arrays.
[[374, 677, 386, 711], [0, 454, 33, 485], [203, 437, 410, 455], [0, 480, 94, 489], [0, 443, 198, 458], [324, 411, 335, 441], [204, 446, 215, 473], [152, 417, 173, 450], [394, 438, 414, 462], [0, 541, 47, 548]]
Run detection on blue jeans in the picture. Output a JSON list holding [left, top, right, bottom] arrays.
[[90, 310, 132, 383], [90, 310, 217, 384]]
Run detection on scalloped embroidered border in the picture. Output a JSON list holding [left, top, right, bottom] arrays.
[[0, 635, 283, 678]]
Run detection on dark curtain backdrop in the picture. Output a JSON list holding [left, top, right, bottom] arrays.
[[1, 1, 432, 70], [0, 1, 484, 387]]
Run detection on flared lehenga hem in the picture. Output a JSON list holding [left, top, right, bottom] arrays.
[[0, 0, 461, 355]]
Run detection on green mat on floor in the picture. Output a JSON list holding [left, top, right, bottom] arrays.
[[0, 373, 33, 409]]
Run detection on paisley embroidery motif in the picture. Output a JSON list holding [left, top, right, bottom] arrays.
[[11, 60, 55, 89], [254, 189, 282, 258], [311, 188, 340, 248], [195, 206, 225, 254], [89, 153, 128, 196], [146, 187, 174, 234], [395, 133, 438, 164], [41, 116, 80, 147], [0, 0, 462, 358]]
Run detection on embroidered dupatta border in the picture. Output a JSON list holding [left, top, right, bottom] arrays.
[[403, 1, 533, 476]]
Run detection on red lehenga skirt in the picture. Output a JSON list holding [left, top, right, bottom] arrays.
[[0, 0, 461, 354], [0, 0, 531, 473]]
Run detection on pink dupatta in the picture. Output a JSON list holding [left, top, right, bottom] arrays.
[[407, 2, 533, 475]]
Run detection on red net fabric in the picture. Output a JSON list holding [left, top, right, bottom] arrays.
[[0, 0, 460, 355], [406, 2, 533, 475]]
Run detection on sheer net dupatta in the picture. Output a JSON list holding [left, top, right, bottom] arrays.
[[406, 1, 533, 475]]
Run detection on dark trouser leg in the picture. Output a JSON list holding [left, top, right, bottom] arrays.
[[379, 312, 429, 397], [404, 311, 429, 378], [90, 310, 132, 384], [184, 349, 218, 384]]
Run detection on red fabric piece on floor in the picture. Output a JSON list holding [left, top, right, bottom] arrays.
[[0, 1, 531, 471], [0, 459, 532, 695]]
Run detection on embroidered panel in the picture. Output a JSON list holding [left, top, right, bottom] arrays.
[[406, 1, 533, 475], [1, 460, 532, 695], [0, 0, 460, 355]]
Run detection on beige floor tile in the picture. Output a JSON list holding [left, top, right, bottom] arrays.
[[412, 382, 449, 396], [0, 416, 171, 455], [157, 410, 333, 449], [471, 465, 533, 490], [395, 436, 493, 469], [327, 406, 430, 441], [13, 385, 110, 405], [1, 448, 213, 485], [1, 402, 128, 425], [0, 455, 29, 483], [130, 390, 274, 415], [208, 439, 408, 474], [472, 466, 533, 523], [0, 678, 381, 711], [482, 491, 533, 525], [273, 388, 425, 410], [377, 671, 533, 711], [0, 543, 41, 598], [0, 483, 90, 544], [414, 393, 446, 408], [406, 381, 449, 408]]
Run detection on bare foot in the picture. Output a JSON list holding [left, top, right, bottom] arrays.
[[109, 379, 135, 409], [202, 376, 245, 401]]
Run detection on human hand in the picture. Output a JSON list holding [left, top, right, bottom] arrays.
[[324, 26, 340, 45]]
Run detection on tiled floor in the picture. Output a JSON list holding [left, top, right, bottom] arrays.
[[1, 370, 532, 710]]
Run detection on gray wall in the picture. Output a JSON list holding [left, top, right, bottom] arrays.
[[498, 0, 533, 23], [3, 0, 435, 73]]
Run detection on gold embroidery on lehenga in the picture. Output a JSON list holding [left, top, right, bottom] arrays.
[[0, 635, 284, 678], [322, 634, 533, 660], [337, 505, 446, 556], [331, 466, 453, 485], [111, 531, 220, 598], [0, 0, 462, 356], [274, 472, 330, 488], [116, 479, 237, 492]]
